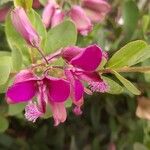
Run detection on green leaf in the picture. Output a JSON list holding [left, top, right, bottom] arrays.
[[133, 45, 150, 64], [123, 0, 139, 38], [45, 20, 77, 54], [112, 70, 141, 95], [0, 0, 12, 6], [0, 116, 9, 133], [102, 76, 124, 94], [0, 56, 12, 85], [0, 51, 11, 57], [39, 0, 47, 5], [142, 15, 150, 34], [14, 0, 33, 10], [107, 40, 147, 68], [8, 103, 26, 116]]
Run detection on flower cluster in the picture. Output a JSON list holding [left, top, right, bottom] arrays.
[[6, 2, 109, 126], [42, 0, 111, 35]]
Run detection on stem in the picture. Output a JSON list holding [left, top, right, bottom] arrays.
[[35, 47, 49, 65], [99, 66, 150, 74], [47, 49, 62, 62]]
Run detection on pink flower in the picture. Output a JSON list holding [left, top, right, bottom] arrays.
[[82, 0, 111, 23], [42, 0, 64, 28], [51, 10, 65, 28], [6, 69, 70, 126], [69, 5, 93, 36], [11, 7, 40, 48], [0, 6, 10, 22], [62, 45, 109, 114]]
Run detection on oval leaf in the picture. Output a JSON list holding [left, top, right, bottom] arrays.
[[107, 40, 147, 68], [112, 70, 141, 95], [45, 20, 77, 54], [0, 116, 9, 133], [102, 76, 124, 94], [8, 103, 26, 116], [0, 56, 12, 85]]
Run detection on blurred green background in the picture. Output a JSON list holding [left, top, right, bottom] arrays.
[[0, 0, 150, 149]]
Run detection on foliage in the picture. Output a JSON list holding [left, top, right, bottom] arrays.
[[0, 0, 150, 149]]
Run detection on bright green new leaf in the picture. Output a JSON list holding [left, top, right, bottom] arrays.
[[0, 116, 9, 133], [45, 20, 77, 54], [112, 70, 141, 95], [14, 0, 33, 10], [102, 76, 124, 94], [107, 40, 147, 68], [8, 103, 26, 116]]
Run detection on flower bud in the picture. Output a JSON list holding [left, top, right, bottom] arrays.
[[69, 6, 93, 36], [42, 1, 56, 28], [11, 7, 40, 47], [51, 10, 64, 27], [82, 0, 111, 23]]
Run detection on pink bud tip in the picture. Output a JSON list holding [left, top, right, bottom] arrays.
[[73, 106, 83, 116]]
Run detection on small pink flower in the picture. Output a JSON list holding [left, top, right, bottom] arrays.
[[51, 10, 65, 28], [82, 0, 111, 23], [42, 0, 64, 28], [6, 69, 70, 126], [42, 1, 56, 28], [0, 6, 10, 22], [62, 45, 109, 114], [69, 5, 93, 36], [11, 7, 40, 47]]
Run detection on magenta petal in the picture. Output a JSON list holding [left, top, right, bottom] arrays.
[[6, 81, 37, 104], [65, 69, 84, 102], [14, 69, 37, 84], [62, 46, 84, 62], [70, 44, 102, 71], [76, 71, 102, 83], [46, 77, 70, 102], [73, 79, 84, 101]]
